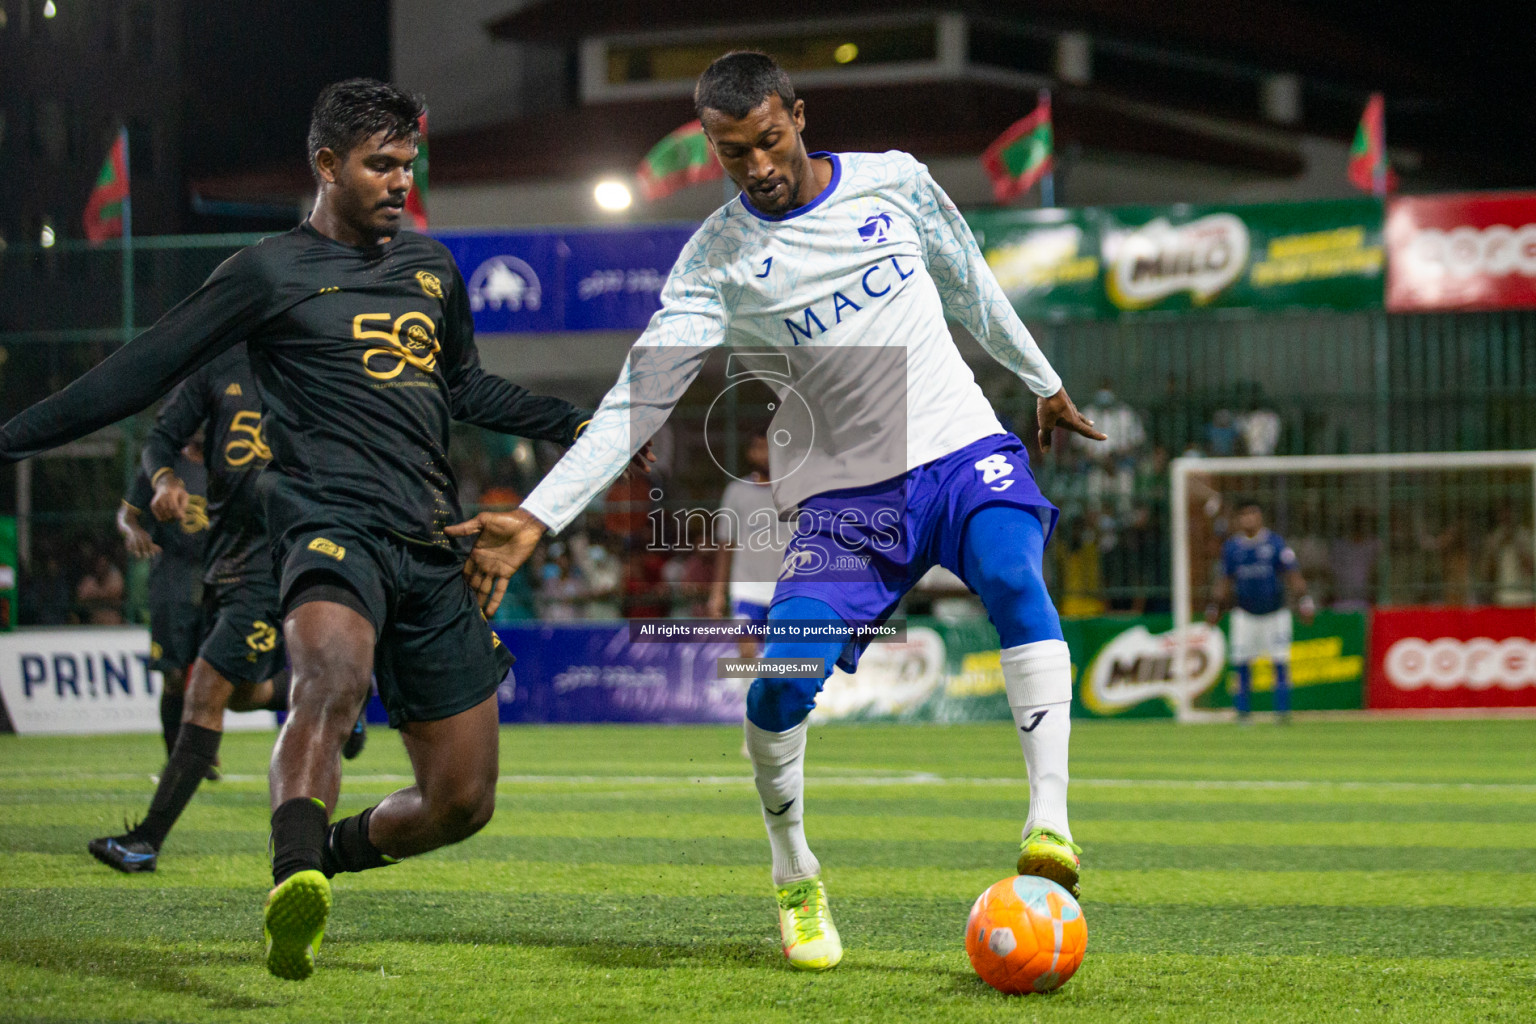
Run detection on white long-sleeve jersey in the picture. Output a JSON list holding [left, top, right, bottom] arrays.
[[520, 150, 1063, 534]]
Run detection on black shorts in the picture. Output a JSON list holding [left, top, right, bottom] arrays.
[[198, 575, 285, 686], [277, 524, 512, 728], [149, 600, 203, 675]]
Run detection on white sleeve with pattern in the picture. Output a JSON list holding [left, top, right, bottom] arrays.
[[519, 250, 726, 535], [910, 164, 1062, 398]]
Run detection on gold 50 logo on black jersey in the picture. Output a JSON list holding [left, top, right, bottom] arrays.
[[225, 410, 272, 467], [354, 312, 440, 380]]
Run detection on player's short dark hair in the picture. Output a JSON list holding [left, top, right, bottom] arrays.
[[1236, 498, 1263, 512], [694, 51, 796, 120], [307, 78, 424, 180]]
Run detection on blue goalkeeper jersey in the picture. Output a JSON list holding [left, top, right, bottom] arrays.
[[1221, 529, 1296, 615]]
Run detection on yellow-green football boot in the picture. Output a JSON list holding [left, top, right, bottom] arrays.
[[1017, 825, 1082, 898], [776, 876, 843, 971], [263, 869, 332, 980]]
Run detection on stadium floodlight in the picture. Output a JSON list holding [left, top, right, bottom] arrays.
[[593, 180, 633, 212], [1169, 450, 1536, 719], [39, 223, 55, 248]]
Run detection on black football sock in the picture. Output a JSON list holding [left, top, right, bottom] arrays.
[[158, 691, 185, 758], [129, 722, 222, 850], [270, 797, 329, 886], [320, 806, 397, 877], [263, 667, 292, 713]]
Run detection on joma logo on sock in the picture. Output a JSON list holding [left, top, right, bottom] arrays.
[[1019, 710, 1048, 733]]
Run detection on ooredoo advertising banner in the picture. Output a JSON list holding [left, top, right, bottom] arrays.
[[1385, 193, 1536, 312], [1369, 606, 1536, 709]]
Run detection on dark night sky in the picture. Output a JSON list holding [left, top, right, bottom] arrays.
[[1288, 1, 1534, 176], [181, 0, 390, 179], [175, 1, 1533, 189]]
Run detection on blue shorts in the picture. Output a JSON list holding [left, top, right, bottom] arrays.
[[732, 599, 770, 624], [771, 432, 1057, 670]]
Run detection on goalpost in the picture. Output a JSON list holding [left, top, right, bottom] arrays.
[[1168, 450, 1536, 719]]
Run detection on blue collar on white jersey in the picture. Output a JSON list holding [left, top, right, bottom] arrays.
[[738, 152, 842, 223]]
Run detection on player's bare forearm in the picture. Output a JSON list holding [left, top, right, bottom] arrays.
[[115, 505, 160, 560], [445, 507, 549, 616], [1036, 388, 1107, 451]]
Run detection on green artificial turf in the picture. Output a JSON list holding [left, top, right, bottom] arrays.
[[2, 718, 1534, 1023]]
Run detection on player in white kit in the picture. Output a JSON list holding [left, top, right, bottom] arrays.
[[447, 52, 1106, 970]]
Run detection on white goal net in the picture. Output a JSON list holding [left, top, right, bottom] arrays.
[[1168, 451, 1536, 717]]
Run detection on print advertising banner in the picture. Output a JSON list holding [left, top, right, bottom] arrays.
[[0, 627, 277, 735]]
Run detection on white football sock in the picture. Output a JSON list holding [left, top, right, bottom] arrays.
[[744, 717, 820, 886], [1001, 639, 1073, 843]]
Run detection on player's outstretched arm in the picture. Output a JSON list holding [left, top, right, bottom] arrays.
[[909, 162, 1062, 401], [445, 508, 549, 616], [142, 377, 208, 492], [0, 249, 273, 464], [515, 234, 725, 536]]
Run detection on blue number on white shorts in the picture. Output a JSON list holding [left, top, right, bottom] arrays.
[[975, 453, 1016, 492]]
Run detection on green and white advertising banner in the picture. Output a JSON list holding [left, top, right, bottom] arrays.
[[1065, 611, 1367, 718], [968, 199, 1385, 320], [808, 611, 1365, 722]]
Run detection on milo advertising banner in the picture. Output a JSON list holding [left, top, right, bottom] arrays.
[[968, 199, 1384, 320], [1065, 611, 1367, 718]]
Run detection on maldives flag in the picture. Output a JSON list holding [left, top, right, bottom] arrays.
[[405, 113, 429, 230], [637, 120, 722, 201], [83, 128, 129, 243], [981, 95, 1053, 204], [1347, 93, 1399, 194]]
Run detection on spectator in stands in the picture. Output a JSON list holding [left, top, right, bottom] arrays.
[[22, 552, 73, 625], [622, 544, 669, 619], [1481, 507, 1535, 606], [1075, 380, 1146, 460], [76, 551, 125, 625], [1074, 381, 1145, 517], [1434, 521, 1475, 606], [1054, 513, 1106, 618], [1328, 509, 1379, 610], [1103, 504, 1168, 614], [1239, 389, 1282, 456], [538, 542, 586, 621], [664, 546, 716, 618], [1205, 408, 1241, 457], [572, 533, 621, 619], [1289, 506, 1332, 608]]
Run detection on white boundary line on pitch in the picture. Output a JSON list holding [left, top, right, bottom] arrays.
[[12, 771, 1536, 792]]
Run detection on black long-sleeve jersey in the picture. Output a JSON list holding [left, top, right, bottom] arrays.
[[0, 223, 589, 551], [142, 346, 271, 585], [125, 455, 207, 605]]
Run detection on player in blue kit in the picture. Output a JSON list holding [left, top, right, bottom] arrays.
[[446, 52, 1106, 970], [1208, 500, 1315, 721]]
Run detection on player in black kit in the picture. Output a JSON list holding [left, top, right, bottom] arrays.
[[0, 80, 631, 979], [118, 440, 207, 763], [89, 344, 366, 875]]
